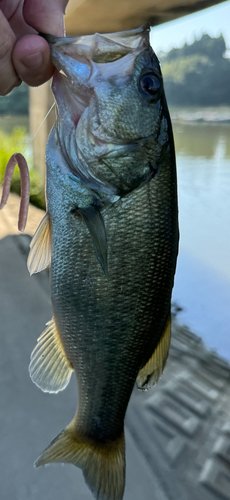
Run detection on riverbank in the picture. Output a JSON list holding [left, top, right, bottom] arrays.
[[1, 114, 230, 363], [1, 226, 230, 500], [169, 105, 230, 123]]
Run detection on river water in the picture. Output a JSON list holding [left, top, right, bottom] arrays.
[[1, 111, 230, 360], [171, 112, 230, 361]]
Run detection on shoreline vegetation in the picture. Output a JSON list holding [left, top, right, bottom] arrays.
[[0, 33, 229, 117], [0, 33, 230, 209], [169, 106, 230, 123], [1, 107, 230, 125], [161, 33, 230, 107]]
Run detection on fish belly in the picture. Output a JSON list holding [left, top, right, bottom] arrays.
[[50, 164, 178, 443]]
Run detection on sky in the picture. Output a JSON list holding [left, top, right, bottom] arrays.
[[150, 0, 230, 54]]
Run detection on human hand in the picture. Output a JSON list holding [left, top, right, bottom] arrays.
[[0, 0, 68, 95]]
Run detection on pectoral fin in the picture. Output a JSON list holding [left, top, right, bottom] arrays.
[[136, 314, 171, 390], [29, 317, 73, 393], [27, 213, 51, 275], [77, 206, 108, 275]]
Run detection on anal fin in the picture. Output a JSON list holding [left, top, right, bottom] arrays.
[[136, 314, 171, 390], [29, 317, 73, 393], [27, 212, 51, 275]]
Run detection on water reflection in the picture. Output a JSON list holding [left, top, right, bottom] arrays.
[[0, 113, 230, 360], [174, 120, 230, 277], [172, 118, 230, 360], [173, 122, 230, 159]]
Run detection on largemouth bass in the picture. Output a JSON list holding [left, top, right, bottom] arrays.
[[2, 25, 179, 500]]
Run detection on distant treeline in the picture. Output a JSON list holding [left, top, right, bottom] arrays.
[[0, 33, 229, 114], [161, 34, 230, 106]]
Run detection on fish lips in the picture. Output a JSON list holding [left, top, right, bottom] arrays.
[[42, 27, 157, 196], [40, 26, 151, 120]]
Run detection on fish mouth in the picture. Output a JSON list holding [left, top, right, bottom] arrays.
[[43, 24, 149, 57], [44, 25, 150, 125], [44, 26, 151, 195]]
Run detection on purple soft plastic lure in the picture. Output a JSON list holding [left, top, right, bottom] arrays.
[[0, 152, 30, 231]]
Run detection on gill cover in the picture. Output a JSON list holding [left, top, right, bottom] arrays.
[[45, 25, 151, 196]]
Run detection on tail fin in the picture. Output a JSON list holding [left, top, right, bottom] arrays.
[[35, 421, 125, 500]]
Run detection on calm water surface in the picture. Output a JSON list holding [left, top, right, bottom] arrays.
[[1, 113, 230, 360], [172, 119, 230, 360]]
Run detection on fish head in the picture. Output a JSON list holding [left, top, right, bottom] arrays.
[[47, 26, 169, 196]]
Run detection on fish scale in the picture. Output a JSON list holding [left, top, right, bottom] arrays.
[[48, 150, 176, 440], [24, 25, 179, 500]]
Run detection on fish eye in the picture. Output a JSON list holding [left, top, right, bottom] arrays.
[[138, 73, 162, 100]]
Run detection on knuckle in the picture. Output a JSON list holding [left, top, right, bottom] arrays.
[[0, 33, 15, 60]]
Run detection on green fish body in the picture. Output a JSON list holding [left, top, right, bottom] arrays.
[[27, 26, 179, 500]]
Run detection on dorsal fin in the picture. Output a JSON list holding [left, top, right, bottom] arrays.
[[136, 314, 171, 390], [27, 213, 51, 275]]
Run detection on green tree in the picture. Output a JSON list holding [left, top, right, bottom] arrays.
[[161, 34, 230, 106]]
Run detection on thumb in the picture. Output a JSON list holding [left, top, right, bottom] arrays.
[[12, 34, 54, 87]]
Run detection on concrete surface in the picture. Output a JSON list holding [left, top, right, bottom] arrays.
[[0, 192, 164, 500], [0, 188, 45, 239], [1, 192, 230, 500], [65, 0, 224, 35], [0, 233, 160, 500]]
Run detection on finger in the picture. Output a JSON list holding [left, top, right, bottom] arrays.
[[12, 34, 54, 87], [1, 0, 36, 39], [23, 0, 68, 37], [0, 10, 21, 96]]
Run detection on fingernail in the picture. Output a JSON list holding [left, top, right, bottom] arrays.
[[22, 52, 43, 69]]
